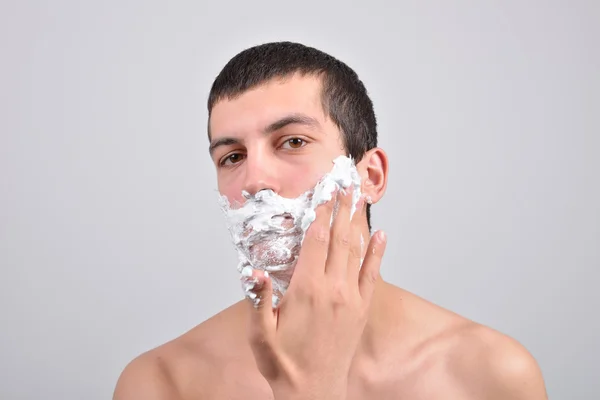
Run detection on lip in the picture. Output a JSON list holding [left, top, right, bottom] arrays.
[[270, 213, 295, 228], [241, 212, 297, 236]]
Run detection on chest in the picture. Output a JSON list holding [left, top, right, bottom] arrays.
[[188, 361, 470, 400], [345, 359, 470, 400]]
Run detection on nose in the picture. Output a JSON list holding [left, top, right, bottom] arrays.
[[242, 151, 279, 196]]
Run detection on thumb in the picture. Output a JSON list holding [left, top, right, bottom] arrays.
[[241, 267, 276, 340], [241, 267, 288, 382]]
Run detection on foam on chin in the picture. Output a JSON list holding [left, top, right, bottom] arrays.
[[218, 155, 362, 307]]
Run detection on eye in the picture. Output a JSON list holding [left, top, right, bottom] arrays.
[[281, 138, 307, 150], [220, 153, 245, 166]]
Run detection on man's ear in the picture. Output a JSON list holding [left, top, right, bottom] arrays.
[[357, 148, 388, 204]]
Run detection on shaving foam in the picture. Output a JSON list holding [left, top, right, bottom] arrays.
[[218, 156, 362, 307]]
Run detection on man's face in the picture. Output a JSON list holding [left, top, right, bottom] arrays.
[[209, 74, 349, 204]]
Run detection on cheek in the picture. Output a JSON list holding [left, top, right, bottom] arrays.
[[218, 177, 245, 206], [222, 191, 244, 206], [280, 164, 331, 198]]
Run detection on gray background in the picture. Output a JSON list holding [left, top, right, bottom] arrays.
[[1, 1, 598, 399]]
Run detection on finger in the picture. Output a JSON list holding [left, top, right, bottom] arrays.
[[241, 269, 284, 382], [294, 190, 337, 279], [241, 267, 276, 346], [358, 230, 387, 304], [325, 186, 354, 279], [347, 196, 367, 284]]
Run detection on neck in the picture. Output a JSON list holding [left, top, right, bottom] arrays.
[[356, 278, 398, 358], [354, 225, 402, 360]]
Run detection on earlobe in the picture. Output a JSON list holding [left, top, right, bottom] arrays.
[[358, 148, 388, 204]]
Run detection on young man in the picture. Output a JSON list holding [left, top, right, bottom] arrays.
[[114, 41, 547, 399]]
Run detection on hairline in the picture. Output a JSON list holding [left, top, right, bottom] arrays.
[[207, 70, 338, 143]]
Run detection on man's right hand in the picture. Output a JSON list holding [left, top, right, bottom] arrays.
[[242, 187, 387, 399]]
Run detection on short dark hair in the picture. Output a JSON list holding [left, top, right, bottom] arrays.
[[207, 41, 378, 230]]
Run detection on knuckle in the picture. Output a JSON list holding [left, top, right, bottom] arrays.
[[367, 269, 380, 285], [308, 290, 324, 307], [294, 283, 322, 306], [349, 243, 362, 260], [335, 233, 351, 248], [290, 275, 320, 300], [330, 282, 350, 305], [295, 281, 315, 299], [311, 225, 330, 245]]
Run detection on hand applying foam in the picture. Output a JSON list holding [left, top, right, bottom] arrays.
[[241, 188, 387, 400]]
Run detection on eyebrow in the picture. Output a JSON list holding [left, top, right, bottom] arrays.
[[208, 137, 240, 156], [208, 113, 321, 156], [264, 113, 320, 134]]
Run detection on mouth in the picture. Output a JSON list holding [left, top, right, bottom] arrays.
[[270, 212, 295, 229], [241, 212, 297, 236]]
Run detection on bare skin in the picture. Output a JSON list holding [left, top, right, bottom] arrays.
[[113, 74, 547, 399]]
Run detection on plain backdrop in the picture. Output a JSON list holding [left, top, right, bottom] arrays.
[[1, 1, 598, 399]]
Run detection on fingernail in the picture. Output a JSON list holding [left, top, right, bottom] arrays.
[[264, 271, 269, 278], [241, 266, 253, 277], [241, 276, 259, 291], [379, 230, 386, 242]]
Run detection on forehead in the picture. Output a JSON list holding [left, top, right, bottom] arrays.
[[209, 74, 327, 138]]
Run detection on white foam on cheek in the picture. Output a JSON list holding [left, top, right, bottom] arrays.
[[218, 156, 362, 307]]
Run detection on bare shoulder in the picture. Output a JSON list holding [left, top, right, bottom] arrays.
[[113, 301, 252, 400], [447, 322, 548, 399], [391, 288, 547, 399], [113, 348, 183, 400]]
